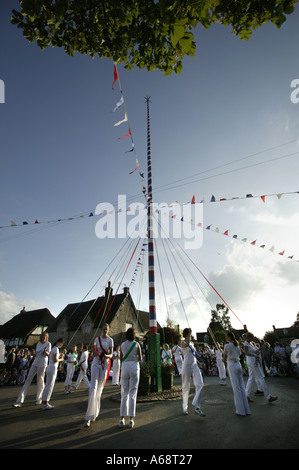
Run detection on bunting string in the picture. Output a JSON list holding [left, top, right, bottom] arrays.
[[111, 64, 141, 175], [2, 190, 297, 230], [1, 189, 298, 262]]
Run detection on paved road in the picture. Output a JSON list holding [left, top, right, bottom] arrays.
[[0, 375, 298, 454]]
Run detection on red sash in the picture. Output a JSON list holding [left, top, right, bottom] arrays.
[[94, 337, 111, 385]]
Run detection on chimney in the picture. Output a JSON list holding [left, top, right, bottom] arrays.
[[105, 281, 113, 298], [123, 286, 130, 296]]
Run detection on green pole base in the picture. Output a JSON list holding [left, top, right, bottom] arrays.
[[148, 333, 162, 392]]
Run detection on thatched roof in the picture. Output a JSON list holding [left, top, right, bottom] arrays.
[[0, 308, 55, 340]]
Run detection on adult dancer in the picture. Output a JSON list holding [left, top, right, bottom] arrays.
[[112, 344, 121, 386], [41, 338, 64, 410], [72, 345, 90, 391], [84, 323, 113, 427], [181, 328, 205, 417], [13, 332, 51, 408], [244, 332, 278, 403], [222, 332, 250, 416], [119, 327, 142, 429]]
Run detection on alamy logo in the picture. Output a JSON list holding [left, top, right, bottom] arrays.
[[290, 339, 299, 364], [94, 195, 203, 249], [0, 80, 4, 103], [290, 79, 299, 104]]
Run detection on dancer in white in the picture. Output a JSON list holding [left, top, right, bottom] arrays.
[[119, 327, 142, 429], [13, 332, 51, 407], [222, 332, 250, 416], [64, 346, 77, 394], [215, 343, 226, 385], [172, 342, 183, 376], [72, 345, 90, 391], [84, 323, 113, 427], [181, 328, 205, 417], [244, 332, 278, 403], [41, 338, 64, 410], [161, 344, 173, 365], [112, 344, 121, 386]]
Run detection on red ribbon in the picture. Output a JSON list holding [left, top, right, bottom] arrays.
[[94, 337, 111, 385]]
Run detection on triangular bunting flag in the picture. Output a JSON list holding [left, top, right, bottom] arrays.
[[261, 196, 266, 203], [191, 195, 195, 204], [118, 128, 131, 140], [251, 240, 257, 245], [114, 112, 128, 127], [112, 65, 118, 89], [113, 95, 124, 112], [278, 250, 285, 255]]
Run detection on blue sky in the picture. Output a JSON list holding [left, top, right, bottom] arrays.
[[0, 2, 299, 338]]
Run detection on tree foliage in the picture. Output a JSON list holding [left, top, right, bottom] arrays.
[[11, 0, 297, 75]]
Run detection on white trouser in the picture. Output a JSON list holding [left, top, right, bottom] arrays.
[[175, 357, 183, 375], [42, 363, 58, 402], [227, 361, 251, 416], [182, 361, 204, 412], [245, 362, 271, 399], [112, 359, 121, 385], [15, 363, 47, 404], [64, 363, 75, 387], [216, 359, 226, 380], [120, 361, 140, 417], [85, 360, 109, 421], [74, 366, 90, 389]]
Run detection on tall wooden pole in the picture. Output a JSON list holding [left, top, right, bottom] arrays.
[[145, 96, 162, 392]]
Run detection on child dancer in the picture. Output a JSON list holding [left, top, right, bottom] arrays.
[[41, 338, 64, 410], [64, 346, 77, 394], [84, 323, 113, 427], [72, 345, 90, 391], [112, 345, 121, 386], [215, 343, 226, 385], [181, 328, 205, 417]]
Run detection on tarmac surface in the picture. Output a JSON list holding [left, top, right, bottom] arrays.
[[0, 374, 298, 455]]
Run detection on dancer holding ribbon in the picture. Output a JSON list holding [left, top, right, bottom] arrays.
[[84, 323, 114, 427], [72, 345, 90, 391], [181, 328, 205, 417], [119, 328, 142, 429]]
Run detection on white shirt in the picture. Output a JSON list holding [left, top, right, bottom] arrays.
[[244, 340, 256, 365], [181, 342, 197, 365], [49, 346, 60, 367], [172, 345, 182, 359], [224, 342, 241, 363], [34, 341, 51, 367], [93, 336, 114, 366], [121, 340, 139, 363]]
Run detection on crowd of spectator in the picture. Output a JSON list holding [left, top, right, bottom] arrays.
[[1, 335, 298, 387]]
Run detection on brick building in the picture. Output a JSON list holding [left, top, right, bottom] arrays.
[[46, 283, 147, 349]]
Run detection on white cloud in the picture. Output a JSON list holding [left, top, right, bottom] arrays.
[[0, 290, 20, 324], [0, 289, 46, 325]]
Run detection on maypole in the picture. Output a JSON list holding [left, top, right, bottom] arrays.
[[145, 96, 162, 392]]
